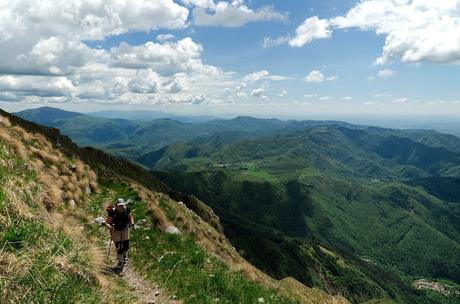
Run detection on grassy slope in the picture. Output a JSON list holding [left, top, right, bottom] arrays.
[[0, 140, 104, 303]]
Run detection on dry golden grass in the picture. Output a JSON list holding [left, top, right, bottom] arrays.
[[3, 178, 35, 219], [11, 125, 32, 142], [49, 164, 60, 175], [0, 115, 11, 127], [77, 176, 90, 194], [88, 170, 99, 193], [33, 133, 52, 150], [0, 121, 101, 210], [0, 251, 32, 303], [59, 174, 71, 186], [0, 128, 28, 160], [36, 148, 61, 165], [14, 143, 28, 159], [130, 183, 171, 230], [64, 189, 74, 200], [279, 278, 349, 304], [0, 128, 12, 143], [28, 158, 45, 171], [66, 179, 77, 193], [38, 173, 64, 206], [72, 188, 82, 204], [75, 160, 86, 178], [53, 254, 99, 285], [0, 251, 30, 278]]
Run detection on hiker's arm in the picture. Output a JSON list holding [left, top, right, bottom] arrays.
[[105, 216, 113, 229], [128, 213, 134, 226]]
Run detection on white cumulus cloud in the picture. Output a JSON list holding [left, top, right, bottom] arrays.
[[157, 34, 176, 42], [250, 87, 266, 98], [378, 69, 395, 78], [288, 17, 332, 47], [0, 0, 242, 106], [303, 70, 338, 83], [279, 90, 288, 97], [318, 96, 332, 101], [109, 38, 218, 77], [392, 97, 408, 103], [272, 0, 460, 64], [243, 70, 288, 82], [190, 0, 288, 27], [304, 70, 325, 83]]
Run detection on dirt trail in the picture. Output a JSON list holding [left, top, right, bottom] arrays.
[[51, 212, 180, 304], [120, 262, 182, 304]]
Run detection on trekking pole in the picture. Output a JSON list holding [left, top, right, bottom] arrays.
[[107, 239, 112, 262]]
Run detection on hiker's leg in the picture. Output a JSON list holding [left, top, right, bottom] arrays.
[[122, 240, 129, 261], [115, 241, 124, 264], [122, 240, 129, 251], [113, 229, 124, 265], [112, 230, 124, 263], [121, 227, 130, 262]]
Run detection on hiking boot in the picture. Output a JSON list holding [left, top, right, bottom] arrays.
[[117, 261, 124, 270]]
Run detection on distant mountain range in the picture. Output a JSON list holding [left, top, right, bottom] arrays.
[[15, 106, 460, 304], [91, 109, 219, 123], [16, 107, 361, 157]]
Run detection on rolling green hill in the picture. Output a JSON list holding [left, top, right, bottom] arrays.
[[17, 106, 83, 124], [15, 107, 365, 159], [16, 107, 142, 147], [148, 126, 460, 303]]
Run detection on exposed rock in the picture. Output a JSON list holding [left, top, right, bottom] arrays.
[[68, 199, 76, 208], [137, 218, 147, 225], [93, 217, 106, 225], [413, 279, 450, 295], [85, 186, 92, 194], [165, 226, 181, 235]]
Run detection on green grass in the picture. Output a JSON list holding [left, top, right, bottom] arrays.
[[237, 168, 278, 183], [1, 220, 102, 304], [0, 196, 102, 303], [131, 230, 299, 304], [159, 198, 177, 221]]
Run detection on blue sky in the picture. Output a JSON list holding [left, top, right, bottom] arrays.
[[0, 0, 459, 120]]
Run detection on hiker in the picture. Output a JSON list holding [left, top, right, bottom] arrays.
[[105, 198, 134, 269]]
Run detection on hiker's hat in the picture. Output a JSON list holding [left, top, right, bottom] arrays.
[[116, 198, 125, 206]]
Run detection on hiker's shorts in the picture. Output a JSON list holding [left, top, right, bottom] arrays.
[[111, 227, 129, 242]]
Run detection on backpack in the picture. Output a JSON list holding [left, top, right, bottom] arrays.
[[107, 205, 130, 231]]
